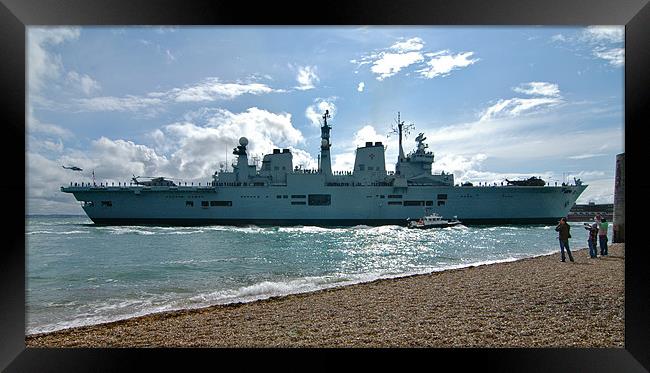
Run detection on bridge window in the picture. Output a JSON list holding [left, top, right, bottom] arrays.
[[437, 201, 446, 206], [388, 201, 402, 206], [201, 201, 209, 207], [291, 201, 306, 205], [388, 195, 402, 199], [185, 201, 194, 207], [403, 201, 425, 206], [210, 201, 232, 207], [426, 201, 434, 206], [291, 195, 306, 199], [308, 194, 331, 206], [437, 194, 448, 200], [358, 164, 365, 171], [101, 201, 112, 207]]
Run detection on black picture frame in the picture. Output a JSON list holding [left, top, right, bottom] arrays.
[[2, 0, 648, 371]]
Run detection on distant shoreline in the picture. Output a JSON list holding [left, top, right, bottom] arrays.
[[27, 243, 624, 348]]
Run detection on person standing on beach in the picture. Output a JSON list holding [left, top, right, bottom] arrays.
[[584, 221, 599, 258], [599, 218, 609, 256], [555, 217, 574, 262], [594, 212, 603, 253]]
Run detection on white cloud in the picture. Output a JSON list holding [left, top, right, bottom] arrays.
[[75, 95, 164, 112], [371, 51, 424, 80], [417, 51, 479, 79], [431, 153, 491, 183], [165, 49, 176, 63], [581, 26, 624, 44], [91, 137, 170, 179], [295, 66, 319, 90], [41, 139, 64, 153], [27, 152, 80, 198], [550, 34, 566, 42], [549, 26, 624, 68], [478, 82, 564, 122], [27, 113, 73, 139], [555, 26, 625, 68], [288, 147, 318, 170], [27, 135, 65, 154], [171, 78, 277, 102], [331, 124, 398, 172], [357, 82, 365, 92], [593, 48, 624, 67], [28, 27, 81, 92], [390, 37, 425, 52], [305, 98, 337, 127], [575, 178, 615, 204], [353, 37, 478, 81], [432, 123, 621, 167], [567, 153, 608, 160], [332, 152, 356, 172], [66, 71, 101, 96], [352, 125, 387, 148], [513, 82, 560, 97], [72, 77, 280, 113], [480, 97, 563, 122], [160, 107, 305, 179], [570, 170, 606, 178], [154, 26, 178, 34]]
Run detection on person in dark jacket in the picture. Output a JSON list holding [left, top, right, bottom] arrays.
[[555, 217, 574, 262], [584, 221, 599, 258]]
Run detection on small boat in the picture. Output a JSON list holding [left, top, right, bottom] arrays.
[[407, 213, 463, 229]]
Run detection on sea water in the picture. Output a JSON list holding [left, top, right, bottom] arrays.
[[25, 215, 604, 334]]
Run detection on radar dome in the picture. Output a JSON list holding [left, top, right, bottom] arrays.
[[239, 137, 249, 146], [321, 139, 328, 146]]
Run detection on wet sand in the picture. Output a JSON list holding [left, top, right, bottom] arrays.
[[26, 243, 624, 348]]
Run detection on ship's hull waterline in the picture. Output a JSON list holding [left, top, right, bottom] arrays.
[[62, 183, 587, 226]]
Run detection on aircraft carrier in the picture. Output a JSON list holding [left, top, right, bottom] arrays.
[[61, 111, 587, 226]]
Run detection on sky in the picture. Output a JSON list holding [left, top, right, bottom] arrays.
[[26, 26, 625, 215]]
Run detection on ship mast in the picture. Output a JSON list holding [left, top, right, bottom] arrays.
[[319, 110, 332, 176], [393, 112, 414, 162], [397, 112, 405, 161]]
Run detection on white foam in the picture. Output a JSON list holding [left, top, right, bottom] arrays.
[[100, 227, 156, 235], [278, 226, 347, 234], [27, 230, 88, 235]]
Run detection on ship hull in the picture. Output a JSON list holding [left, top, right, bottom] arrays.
[[89, 217, 562, 226], [62, 183, 588, 226]]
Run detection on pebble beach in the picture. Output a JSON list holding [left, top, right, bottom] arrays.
[[26, 243, 624, 348]]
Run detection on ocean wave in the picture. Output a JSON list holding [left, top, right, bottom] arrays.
[[278, 226, 347, 234], [162, 230, 205, 235], [96, 227, 157, 235], [200, 226, 271, 234], [26, 230, 88, 235], [350, 225, 373, 230]]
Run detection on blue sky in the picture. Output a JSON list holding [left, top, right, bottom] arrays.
[[27, 26, 624, 214]]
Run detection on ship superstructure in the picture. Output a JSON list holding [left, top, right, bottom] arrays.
[[61, 111, 587, 225]]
